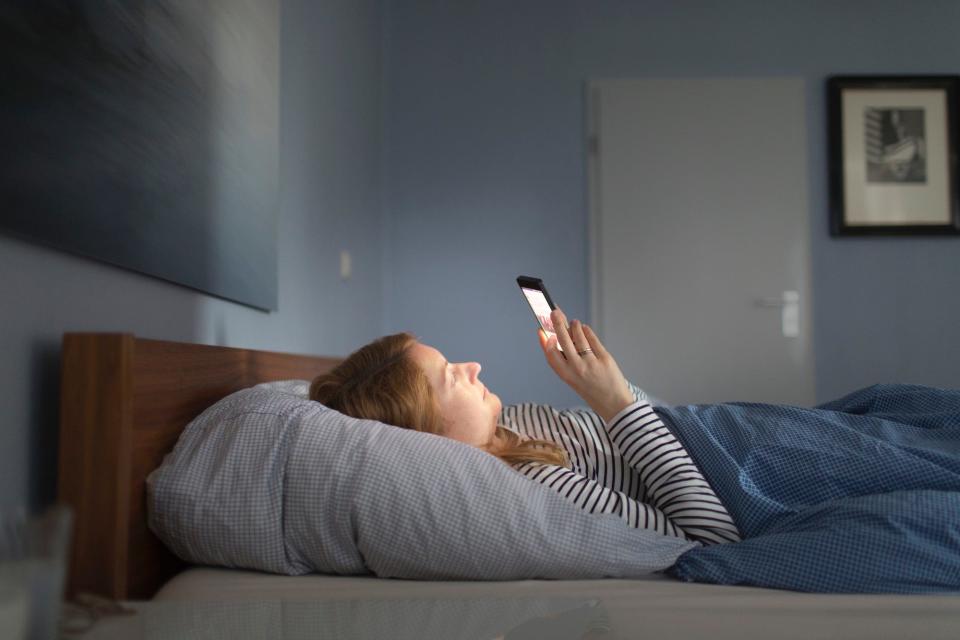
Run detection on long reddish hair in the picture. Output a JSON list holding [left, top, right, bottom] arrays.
[[309, 333, 569, 468]]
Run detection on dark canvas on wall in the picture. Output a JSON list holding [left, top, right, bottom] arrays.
[[0, 0, 279, 311]]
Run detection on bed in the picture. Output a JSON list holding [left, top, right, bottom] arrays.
[[57, 333, 960, 639]]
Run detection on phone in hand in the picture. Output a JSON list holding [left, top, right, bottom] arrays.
[[516, 275, 564, 352]]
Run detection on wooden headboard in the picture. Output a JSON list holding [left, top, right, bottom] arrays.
[[57, 333, 342, 600]]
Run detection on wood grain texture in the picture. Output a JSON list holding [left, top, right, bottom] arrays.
[[58, 333, 341, 600]]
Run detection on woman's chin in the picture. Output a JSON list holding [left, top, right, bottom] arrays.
[[488, 393, 502, 415]]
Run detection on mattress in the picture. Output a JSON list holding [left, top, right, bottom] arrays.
[[137, 567, 960, 639]]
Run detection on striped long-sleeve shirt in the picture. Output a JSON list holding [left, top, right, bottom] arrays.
[[500, 382, 742, 546]]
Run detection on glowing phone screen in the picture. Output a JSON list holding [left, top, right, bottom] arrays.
[[521, 287, 562, 351]]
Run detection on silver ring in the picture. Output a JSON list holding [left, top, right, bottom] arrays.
[[577, 348, 593, 356]]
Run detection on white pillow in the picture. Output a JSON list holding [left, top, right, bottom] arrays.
[[147, 381, 698, 579]]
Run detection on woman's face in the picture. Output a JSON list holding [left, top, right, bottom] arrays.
[[408, 342, 502, 448]]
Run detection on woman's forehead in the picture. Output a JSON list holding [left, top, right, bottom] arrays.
[[410, 342, 444, 366], [408, 342, 447, 392]]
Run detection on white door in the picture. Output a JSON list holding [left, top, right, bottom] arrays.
[[588, 78, 815, 406]]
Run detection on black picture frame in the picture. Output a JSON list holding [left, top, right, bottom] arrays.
[[827, 75, 960, 236]]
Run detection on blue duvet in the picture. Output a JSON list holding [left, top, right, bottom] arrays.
[[656, 384, 960, 593]]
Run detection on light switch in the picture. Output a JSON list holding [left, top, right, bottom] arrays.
[[340, 250, 352, 280]]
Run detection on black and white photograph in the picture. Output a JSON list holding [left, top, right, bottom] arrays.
[[865, 108, 926, 183], [828, 75, 960, 235]]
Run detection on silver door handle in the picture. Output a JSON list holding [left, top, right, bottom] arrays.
[[754, 291, 799, 308], [753, 291, 800, 338]]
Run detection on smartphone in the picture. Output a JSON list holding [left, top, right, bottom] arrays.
[[516, 275, 564, 352]]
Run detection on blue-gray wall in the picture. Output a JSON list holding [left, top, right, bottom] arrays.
[[0, 0, 384, 511], [384, 0, 960, 407], [6, 0, 960, 511]]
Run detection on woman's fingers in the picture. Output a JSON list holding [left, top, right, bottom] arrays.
[[551, 309, 577, 357], [581, 323, 609, 359], [569, 319, 591, 354], [550, 309, 601, 362], [539, 331, 570, 380]]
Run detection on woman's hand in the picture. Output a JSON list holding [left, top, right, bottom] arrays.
[[539, 308, 635, 423]]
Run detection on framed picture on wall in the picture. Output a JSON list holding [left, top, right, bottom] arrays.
[[827, 75, 960, 236]]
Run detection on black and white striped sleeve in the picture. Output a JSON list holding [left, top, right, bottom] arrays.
[[511, 459, 695, 541], [626, 380, 653, 404], [503, 396, 741, 545], [604, 401, 741, 545]]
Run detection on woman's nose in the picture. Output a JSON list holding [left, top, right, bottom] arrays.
[[465, 361, 481, 381]]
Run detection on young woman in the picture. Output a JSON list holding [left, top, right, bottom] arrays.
[[310, 308, 742, 546]]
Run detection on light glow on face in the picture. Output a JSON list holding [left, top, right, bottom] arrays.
[[407, 342, 501, 449]]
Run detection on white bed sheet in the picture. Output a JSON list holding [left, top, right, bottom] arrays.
[[146, 567, 960, 639]]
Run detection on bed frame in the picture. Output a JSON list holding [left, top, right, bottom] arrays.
[[52, 334, 960, 637], [57, 333, 342, 600]]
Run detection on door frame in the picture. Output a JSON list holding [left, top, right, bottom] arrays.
[[585, 81, 605, 331]]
